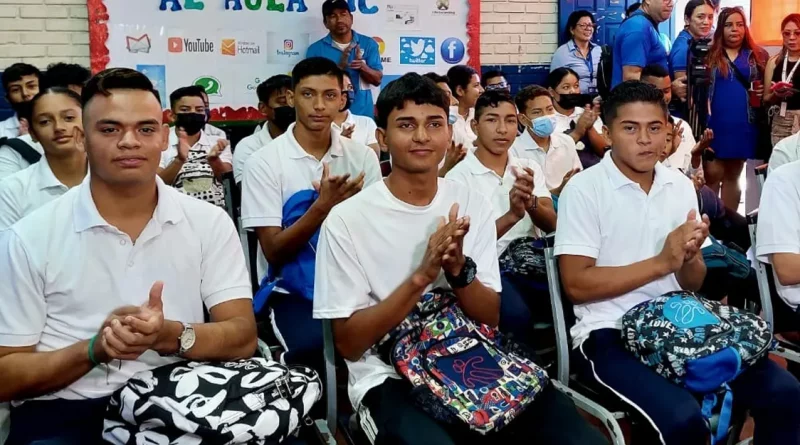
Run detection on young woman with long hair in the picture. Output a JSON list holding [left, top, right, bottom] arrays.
[[764, 14, 800, 145], [703, 7, 768, 211]]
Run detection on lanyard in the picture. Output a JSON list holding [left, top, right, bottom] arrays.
[[574, 41, 595, 82], [782, 55, 799, 83]]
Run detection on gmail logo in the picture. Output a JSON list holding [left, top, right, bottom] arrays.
[[221, 39, 236, 56], [126, 34, 151, 54], [284, 40, 293, 51], [168, 37, 183, 53]]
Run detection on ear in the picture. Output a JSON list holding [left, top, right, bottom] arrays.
[[376, 127, 388, 153], [455, 85, 465, 99], [257, 102, 269, 116], [166, 109, 176, 124], [517, 113, 529, 127], [161, 124, 170, 152], [602, 124, 612, 146], [285, 90, 295, 107], [470, 118, 478, 135]]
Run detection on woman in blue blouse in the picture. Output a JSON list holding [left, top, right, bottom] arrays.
[[669, 0, 715, 81], [550, 10, 602, 94], [705, 7, 768, 210]]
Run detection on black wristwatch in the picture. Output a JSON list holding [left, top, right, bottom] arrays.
[[445, 256, 477, 289]]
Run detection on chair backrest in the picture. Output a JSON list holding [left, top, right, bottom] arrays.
[[755, 164, 768, 198], [321, 320, 339, 437], [543, 233, 576, 385], [246, 230, 261, 295], [220, 171, 241, 233]]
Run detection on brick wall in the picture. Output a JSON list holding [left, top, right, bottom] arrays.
[[0, 0, 89, 70], [480, 0, 559, 66]]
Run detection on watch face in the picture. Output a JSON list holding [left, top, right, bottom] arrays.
[[180, 327, 196, 351]]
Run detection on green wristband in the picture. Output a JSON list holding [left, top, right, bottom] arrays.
[[88, 334, 101, 366]]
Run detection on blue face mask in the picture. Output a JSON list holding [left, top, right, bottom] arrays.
[[530, 115, 556, 138]]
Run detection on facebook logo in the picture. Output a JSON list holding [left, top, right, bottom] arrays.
[[440, 38, 464, 64]]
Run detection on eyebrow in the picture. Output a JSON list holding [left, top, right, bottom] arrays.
[[96, 118, 160, 126], [619, 120, 665, 125]]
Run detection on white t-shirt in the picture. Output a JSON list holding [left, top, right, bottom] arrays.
[[0, 114, 20, 140], [510, 130, 582, 191], [312, 179, 502, 408], [0, 134, 44, 180], [332, 111, 378, 149], [0, 157, 75, 230], [241, 123, 381, 281], [450, 106, 477, 151], [0, 177, 251, 401], [445, 153, 550, 255], [554, 153, 705, 347], [663, 117, 698, 174], [768, 132, 800, 174], [160, 130, 232, 207], [756, 160, 800, 310], [553, 107, 603, 151], [233, 122, 274, 184]]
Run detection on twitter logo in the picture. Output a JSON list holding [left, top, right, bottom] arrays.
[[399, 37, 435, 65]]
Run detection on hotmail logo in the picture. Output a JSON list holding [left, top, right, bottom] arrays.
[[221, 39, 262, 56]]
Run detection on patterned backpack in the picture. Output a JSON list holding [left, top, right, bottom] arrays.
[[380, 290, 549, 435], [622, 291, 773, 444], [103, 358, 321, 444]]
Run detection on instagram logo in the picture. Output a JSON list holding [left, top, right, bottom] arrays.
[[284, 40, 293, 50]]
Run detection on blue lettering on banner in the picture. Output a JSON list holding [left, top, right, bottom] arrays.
[[399, 36, 435, 65]]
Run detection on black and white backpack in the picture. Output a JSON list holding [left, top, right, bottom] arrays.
[[103, 358, 321, 444]]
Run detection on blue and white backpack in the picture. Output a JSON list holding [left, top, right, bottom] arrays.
[[622, 291, 773, 444]]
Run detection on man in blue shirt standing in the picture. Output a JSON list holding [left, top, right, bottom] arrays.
[[307, 0, 383, 119], [611, 0, 673, 88]]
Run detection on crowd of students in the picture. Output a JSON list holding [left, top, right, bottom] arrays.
[[2, 0, 800, 444]]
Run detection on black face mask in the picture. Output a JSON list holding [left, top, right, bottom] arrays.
[[175, 112, 206, 136], [556, 94, 587, 110], [11, 100, 33, 123], [272, 106, 296, 132]]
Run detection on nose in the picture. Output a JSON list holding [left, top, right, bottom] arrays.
[[118, 129, 141, 149], [412, 124, 431, 143], [313, 94, 326, 111]]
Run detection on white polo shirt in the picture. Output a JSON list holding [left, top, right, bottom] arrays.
[[241, 123, 381, 280], [312, 178, 502, 409], [554, 154, 704, 347], [0, 157, 79, 230], [663, 117, 698, 174], [161, 129, 232, 207], [445, 153, 550, 255], [0, 134, 44, 180], [553, 107, 603, 151], [510, 130, 582, 191], [768, 132, 800, 174], [0, 177, 251, 401], [233, 123, 274, 184], [332, 111, 378, 149], [0, 114, 20, 140], [450, 106, 477, 150], [756, 160, 800, 310]]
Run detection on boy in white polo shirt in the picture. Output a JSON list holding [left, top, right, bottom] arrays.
[[241, 57, 380, 370], [0, 68, 256, 443], [511, 85, 582, 199], [0, 63, 43, 180], [233, 75, 294, 184], [447, 65, 484, 150], [313, 73, 607, 444], [333, 75, 379, 153], [446, 90, 557, 347], [556, 81, 800, 444], [158, 85, 233, 208]]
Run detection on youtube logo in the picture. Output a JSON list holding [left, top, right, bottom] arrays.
[[168, 37, 183, 53]]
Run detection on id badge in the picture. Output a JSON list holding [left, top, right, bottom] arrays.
[[781, 101, 788, 117]]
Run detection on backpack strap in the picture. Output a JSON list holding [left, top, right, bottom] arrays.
[[0, 137, 41, 165]]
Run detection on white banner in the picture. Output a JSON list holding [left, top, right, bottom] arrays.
[[99, 0, 472, 111]]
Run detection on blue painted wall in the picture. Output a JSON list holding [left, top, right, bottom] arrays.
[[481, 64, 551, 95]]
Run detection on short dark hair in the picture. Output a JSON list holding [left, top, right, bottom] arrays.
[[475, 90, 516, 121], [447, 65, 477, 99], [375, 73, 449, 130], [43, 63, 91, 89], [626, 2, 642, 17], [169, 85, 206, 109], [564, 10, 596, 42], [2, 63, 42, 91], [515, 85, 553, 115], [480, 70, 504, 88], [29, 87, 82, 123], [322, 0, 350, 19], [684, 0, 715, 20], [545, 67, 580, 90], [256, 74, 292, 104], [292, 57, 344, 90], [602, 80, 668, 125], [423, 72, 449, 85], [81, 68, 160, 108], [641, 64, 671, 80]]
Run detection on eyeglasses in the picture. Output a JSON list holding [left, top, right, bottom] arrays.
[[783, 30, 800, 38], [486, 83, 509, 91], [575, 24, 595, 30]]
